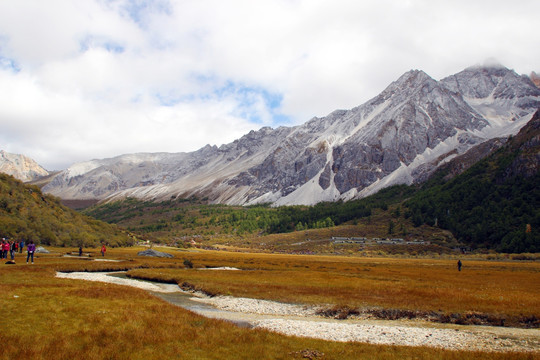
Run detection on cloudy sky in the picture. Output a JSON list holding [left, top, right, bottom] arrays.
[[1, 0, 539, 170]]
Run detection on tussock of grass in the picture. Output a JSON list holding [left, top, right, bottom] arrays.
[[315, 305, 361, 319]]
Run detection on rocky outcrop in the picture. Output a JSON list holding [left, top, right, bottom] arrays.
[[0, 150, 49, 182], [35, 246, 50, 254], [137, 249, 174, 258], [497, 108, 540, 181], [530, 72, 540, 88]]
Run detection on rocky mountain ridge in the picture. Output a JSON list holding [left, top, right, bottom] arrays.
[[0, 150, 49, 182], [531, 72, 540, 88], [41, 65, 540, 206]]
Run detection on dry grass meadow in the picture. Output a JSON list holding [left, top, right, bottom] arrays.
[[130, 249, 540, 321], [0, 246, 538, 359]]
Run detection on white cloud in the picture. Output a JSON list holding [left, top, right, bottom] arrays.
[[0, 0, 539, 170]]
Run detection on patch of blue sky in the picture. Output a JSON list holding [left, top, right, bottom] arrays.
[[153, 79, 291, 127], [79, 35, 125, 54], [154, 91, 196, 106], [103, 42, 125, 53], [0, 35, 19, 72], [0, 56, 20, 73], [119, 0, 172, 28], [214, 81, 290, 127], [190, 72, 219, 85]]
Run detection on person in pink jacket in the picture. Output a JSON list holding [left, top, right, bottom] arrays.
[[26, 240, 36, 264]]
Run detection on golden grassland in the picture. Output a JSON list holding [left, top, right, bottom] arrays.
[[0, 246, 538, 360], [130, 249, 540, 319]]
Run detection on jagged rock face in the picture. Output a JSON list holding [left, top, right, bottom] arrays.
[[43, 153, 192, 199], [531, 72, 540, 88], [500, 109, 540, 181], [0, 150, 49, 182], [330, 70, 488, 194], [441, 66, 540, 120], [236, 128, 329, 197], [41, 65, 540, 206], [224, 70, 490, 201]]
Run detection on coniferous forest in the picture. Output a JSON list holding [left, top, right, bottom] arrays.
[[405, 113, 540, 253]]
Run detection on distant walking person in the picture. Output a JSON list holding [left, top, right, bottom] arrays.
[[79, 246, 83, 257], [26, 240, 36, 264], [19, 239, 25, 253], [101, 244, 106, 257], [457, 259, 462, 271]]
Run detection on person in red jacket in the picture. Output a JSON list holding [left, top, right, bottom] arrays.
[[101, 244, 106, 257], [1, 238, 9, 259]]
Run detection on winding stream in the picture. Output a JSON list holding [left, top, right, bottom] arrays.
[[56, 271, 540, 353], [57, 271, 300, 327]]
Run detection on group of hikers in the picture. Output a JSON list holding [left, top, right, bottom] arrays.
[[3, 237, 108, 263], [78, 244, 107, 257], [1, 237, 36, 263]]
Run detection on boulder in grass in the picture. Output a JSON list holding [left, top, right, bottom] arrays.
[[35, 246, 50, 253], [137, 249, 174, 258]]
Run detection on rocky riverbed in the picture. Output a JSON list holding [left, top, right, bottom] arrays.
[[56, 271, 540, 353]]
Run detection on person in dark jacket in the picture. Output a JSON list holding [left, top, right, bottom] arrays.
[[26, 240, 36, 264], [9, 240, 17, 260], [457, 259, 462, 271]]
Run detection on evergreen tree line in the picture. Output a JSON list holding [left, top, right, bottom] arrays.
[[85, 185, 414, 236], [404, 151, 539, 253]]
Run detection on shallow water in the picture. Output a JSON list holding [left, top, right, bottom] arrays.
[[151, 291, 253, 328], [105, 272, 253, 327]]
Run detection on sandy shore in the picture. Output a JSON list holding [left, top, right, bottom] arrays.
[[56, 271, 540, 353], [56, 271, 180, 293], [192, 294, 539, 353]]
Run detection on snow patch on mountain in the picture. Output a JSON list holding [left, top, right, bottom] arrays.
[[472, 111, 536, 139], [272, 165, 341, 207], [65, 160, 102, 178]]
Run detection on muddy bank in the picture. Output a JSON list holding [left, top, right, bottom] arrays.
[[315, 305, 539, 329]]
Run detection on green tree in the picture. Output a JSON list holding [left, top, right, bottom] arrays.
[[388, 220, 395, 235]]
